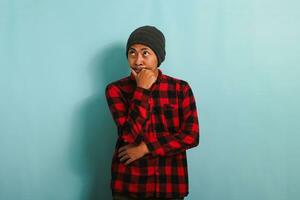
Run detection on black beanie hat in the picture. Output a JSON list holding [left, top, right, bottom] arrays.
[[126, 25, 166, 67]]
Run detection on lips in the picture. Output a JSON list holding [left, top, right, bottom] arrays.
[[133, 68, 141, 73], [133, 67, 146, 73]]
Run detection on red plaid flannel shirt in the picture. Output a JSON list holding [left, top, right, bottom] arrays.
[[105, 69, 200, 199]]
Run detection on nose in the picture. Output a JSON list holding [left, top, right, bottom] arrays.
[[135, 53, 143, 66]]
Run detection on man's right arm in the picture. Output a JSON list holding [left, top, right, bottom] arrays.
[[105, 84, 150, 144]]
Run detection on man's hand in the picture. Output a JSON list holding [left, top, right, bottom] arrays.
[[131, 69, 157, 90], [118, 142, 150, 165]]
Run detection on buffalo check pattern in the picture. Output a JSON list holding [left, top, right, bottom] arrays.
[[105, 68, 200, 199]]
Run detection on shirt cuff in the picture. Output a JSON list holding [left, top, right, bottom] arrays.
[[142, 134, 162, 157], [131, 86, 151, 104]]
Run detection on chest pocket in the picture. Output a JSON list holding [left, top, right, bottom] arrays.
[[152, 103, 180, 134]]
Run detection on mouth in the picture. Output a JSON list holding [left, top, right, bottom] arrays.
[[133, 68, 142, 73], [132, 66, 148, 74]]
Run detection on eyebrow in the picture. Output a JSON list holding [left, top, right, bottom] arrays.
[[129, 47, 150, 51]]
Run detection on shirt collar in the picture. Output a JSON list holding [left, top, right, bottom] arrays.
[[130, 68, 163, 84]]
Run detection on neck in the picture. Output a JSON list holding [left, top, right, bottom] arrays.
[[154, 69, 159, 78]]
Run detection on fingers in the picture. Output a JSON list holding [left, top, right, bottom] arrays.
[[118, 145, 130, 161], [120, 154, 130, 162], [118, 147, 129, 163], [131, 69, 137, 78], [118, 144, 144, 165], [139, 68, 150, 74], [118, 149, 127, 158], [118, 149, 136, 164], [118, 145, 127, 153], [124, 158, 135, 165], [118, 144, 136, 165]]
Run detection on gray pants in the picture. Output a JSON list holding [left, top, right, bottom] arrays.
[[113, 193, 184, 200]]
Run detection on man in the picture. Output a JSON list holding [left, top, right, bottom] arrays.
[[105, 25, 200, 200]]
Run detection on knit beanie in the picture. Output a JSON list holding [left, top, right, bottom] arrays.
[[126, 25, 166, 67]]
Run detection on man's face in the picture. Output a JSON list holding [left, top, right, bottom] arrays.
[[127, 44, 158, 74]]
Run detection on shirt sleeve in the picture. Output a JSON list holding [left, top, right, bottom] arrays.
[[105, 84, 151, 144], [143, 81, 200, 157]]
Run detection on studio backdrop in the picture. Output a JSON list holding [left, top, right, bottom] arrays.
[[0, 0, 299, 200]]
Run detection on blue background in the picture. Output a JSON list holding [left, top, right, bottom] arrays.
[[1, 0, 299, 199]]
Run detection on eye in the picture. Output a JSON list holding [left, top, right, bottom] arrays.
[[128, 50, 136, 56], [143, 51, 149, 56]]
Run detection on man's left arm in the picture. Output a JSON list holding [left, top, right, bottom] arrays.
[[143, 81, 200, 157]]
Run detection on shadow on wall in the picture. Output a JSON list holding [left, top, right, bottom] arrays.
[[69, 43, 129, 200]]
